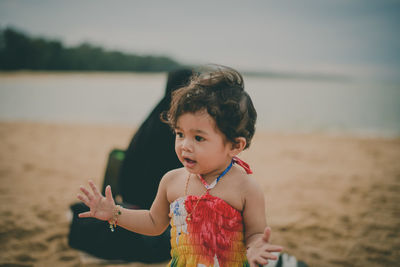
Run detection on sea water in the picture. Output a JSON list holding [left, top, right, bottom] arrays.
[[0, 72, 399, 137]]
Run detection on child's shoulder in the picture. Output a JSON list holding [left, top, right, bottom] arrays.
[[161, 167, 188, 204], [164, 167, 186, 177], [230, 164, 255, 182], [229, 165, 262, 194], [161, 167, 187, 184]]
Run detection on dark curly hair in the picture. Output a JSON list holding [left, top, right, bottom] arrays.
[[161, 65, 257, 149]]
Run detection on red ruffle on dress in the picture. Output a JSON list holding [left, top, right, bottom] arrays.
[[168, 193, 249, 267]]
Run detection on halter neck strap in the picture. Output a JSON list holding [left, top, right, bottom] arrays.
[[198, 160, 233, 190], [233, 156, 253, 174], [197, 157, 252, 190]]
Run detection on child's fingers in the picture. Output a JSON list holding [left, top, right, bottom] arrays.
[[77, 194, 90, 207], [80, 186, 94, 200], [262, 226, 271, 242], [105, 185, 113, 202], [260, 251, 280, 261], [78, 211, 92, 218], [257, 258, 269, 266], [250, 257, 268, 267], [263, 244, 283, 253], [88, 180, 101, 197]]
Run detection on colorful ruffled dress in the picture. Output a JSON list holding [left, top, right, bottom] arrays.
[[168, 157, 252, 267]]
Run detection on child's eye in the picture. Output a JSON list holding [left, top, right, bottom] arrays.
[[195, 136, 204, 142], [175, 131, 184, 138]]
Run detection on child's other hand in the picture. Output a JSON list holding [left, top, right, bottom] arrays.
[[77, 180, 115, 221], [246, 226, 283, 267]]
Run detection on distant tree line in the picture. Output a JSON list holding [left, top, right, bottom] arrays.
[[0, 28, 184, 72]]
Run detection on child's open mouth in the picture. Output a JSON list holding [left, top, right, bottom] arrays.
[[184, 157, 196, 168]]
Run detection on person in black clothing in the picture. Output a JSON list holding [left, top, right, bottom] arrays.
[[118, 68, 192, 208], [68, 68, 193, 263]]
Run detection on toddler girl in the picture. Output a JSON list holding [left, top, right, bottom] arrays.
[[78, 65, 282, 267]]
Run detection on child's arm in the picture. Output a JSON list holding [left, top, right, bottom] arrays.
[[78, 173, 171, 236], [242, 178, 283, 267]]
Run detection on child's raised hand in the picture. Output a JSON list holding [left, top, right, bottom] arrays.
[[246, 226, 283, 267], [77, 180, 115, 221]]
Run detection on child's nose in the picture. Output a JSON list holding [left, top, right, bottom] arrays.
[[181, 138, 192, 152]]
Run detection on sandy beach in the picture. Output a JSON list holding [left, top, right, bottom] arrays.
[[0, 121, 399, 267]]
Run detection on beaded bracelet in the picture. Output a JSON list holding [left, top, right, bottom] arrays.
[[108, 204, 122, 232]]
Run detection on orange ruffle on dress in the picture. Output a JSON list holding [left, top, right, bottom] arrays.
[[168, 193, 249, 267]]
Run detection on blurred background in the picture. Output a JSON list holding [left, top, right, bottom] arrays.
[[0, 1, 400, 267], [0, 0, 399, 136]]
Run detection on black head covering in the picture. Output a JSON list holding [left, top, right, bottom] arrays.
[[118, 68, 192, 208]]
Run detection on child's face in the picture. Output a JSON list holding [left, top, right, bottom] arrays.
[[174, 111, 235, 178]]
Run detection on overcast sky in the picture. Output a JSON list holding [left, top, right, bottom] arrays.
[[1, 0, 399, 80]]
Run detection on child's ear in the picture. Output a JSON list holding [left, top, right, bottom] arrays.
[[229, 137, 246, 157]]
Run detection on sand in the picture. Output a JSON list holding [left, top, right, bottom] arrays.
[[0, 121, 399, 267]]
